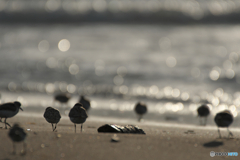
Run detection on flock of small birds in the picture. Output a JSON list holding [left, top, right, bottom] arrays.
[[0, 92, 236, 154], [197, 104, 234, 138]]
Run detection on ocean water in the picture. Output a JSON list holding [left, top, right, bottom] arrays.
[[1, 0, 240, 129]]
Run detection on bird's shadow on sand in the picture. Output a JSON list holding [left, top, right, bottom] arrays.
[[203, 141, 224, 147], [203, 137, 239, 148]]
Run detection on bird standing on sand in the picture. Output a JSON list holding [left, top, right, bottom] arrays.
[[197, 104, 210, 126], [134, 102, 147, 122], [69, 103, 88, 133], [54, 93, 71, 108], [8, 123, 27, 154], [43, 107, 61, 131], [0, 101, 23, 129], [214, 110, 233, 138], [79, 96, 91, 111]]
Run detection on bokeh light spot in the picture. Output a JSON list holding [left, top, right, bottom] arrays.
[[113, 75, 124, 86], [46, 57, 58, 69], [117, 66, 128, 77], [38, 40, 49, 53], [67, 84, 76, 93], [45, 0, 61, 12], [166, 56, 177, 68], [93, 0, 107, 12], [58, 39, 70, 52], [181, 92, 189, 101], [69, 64, 79, 75], [225, 69, 235, 79], [209, 70, 220, 81]]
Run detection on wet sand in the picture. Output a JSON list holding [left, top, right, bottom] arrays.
[[0, 115, 239, 160]]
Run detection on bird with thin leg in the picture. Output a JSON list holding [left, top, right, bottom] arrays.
[[79, 96, 91, 111], [44, 107, 61, 131], [8, 123, 27, 155], [134, 102, 147, 122], [69, 103, 88, 133], [214, 110, 233, 138], [0, 101, 23, 129], [197, 104, 210, 126]]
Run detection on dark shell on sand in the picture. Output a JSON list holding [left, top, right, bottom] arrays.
[[98, 124, 146, 134]]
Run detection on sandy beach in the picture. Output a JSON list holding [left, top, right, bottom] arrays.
[[0, 115, 239, 160], [1, 1, 240, 160]]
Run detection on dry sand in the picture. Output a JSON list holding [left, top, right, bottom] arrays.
[[0, 115, 239, 160]]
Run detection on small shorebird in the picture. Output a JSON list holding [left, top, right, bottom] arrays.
[[0, 101, 23, 129], [197, 104, 210, 126], [214, 110, 233, 138], [69, 103, 88, 133], [8, 123, 27, 154], [43, 107, 61, 131], [54, 93, 71, 108], [79, 96, 91, 111], [134, 102, 147, 122]]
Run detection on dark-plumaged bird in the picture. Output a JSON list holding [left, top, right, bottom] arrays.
[[54, 93, 71, 103], [8, 123, 27, 154], [44, 107, 61, 131], [214, 110, 233, 138], [197, 104, 210, 126], [79, 96, 91, 111], [134, 102, 147, 122], [54, 93, 71, 108], [69, 103, 88, 133], [0, 101, 23, 129]]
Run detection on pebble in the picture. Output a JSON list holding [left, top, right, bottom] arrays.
[[111, 134, 120, 142]]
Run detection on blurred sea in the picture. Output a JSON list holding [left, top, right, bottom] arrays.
[[1, 0, 240, 128]]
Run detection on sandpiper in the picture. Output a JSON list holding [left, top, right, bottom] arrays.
[[0, 101, 23, 129], [197, 104, 210, 126], [8, 123, 27, 154], [43, 107, 61, 131], [54, 93, 71, 108], [69, 103, 88, 133], [214, 110, 233, 138], [79, 96, 91, 111], [134, 102, 147, 122]]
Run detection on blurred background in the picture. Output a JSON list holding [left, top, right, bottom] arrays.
[[1, 0, 240, 127]]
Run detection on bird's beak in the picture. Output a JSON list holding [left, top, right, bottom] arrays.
[[20, 107, 23, 111]]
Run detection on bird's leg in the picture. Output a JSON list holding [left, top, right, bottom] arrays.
[[0, 118, 2, 129], [204, 117, 207, 126], [81, 124, 83, 132], [218, 128, 222, 139], [21, 141, 27, 155], [51, 123, 54, 131], [227, 128, 233, 138], [138, 115, 142, 122], [4, 118, 7, 129], [12, 142, 16, 155], [54, 124, 57, 132], [4, 118, 11, 129], [75, 124, 76, 133], [199, 117, 202, 125]]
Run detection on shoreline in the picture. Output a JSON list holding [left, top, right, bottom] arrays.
[[0, 116, 239, 160], [17, 112, 240, 132]]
